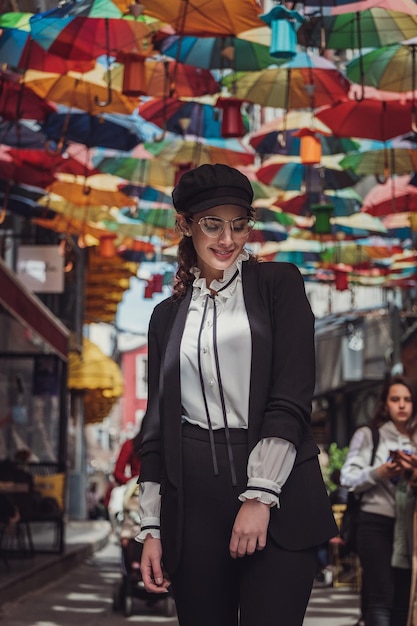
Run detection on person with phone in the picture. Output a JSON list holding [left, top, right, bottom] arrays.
[[341, 375, 417, 626]]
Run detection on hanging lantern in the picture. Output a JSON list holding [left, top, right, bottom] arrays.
[[119, 54, 147, 97], [216, 97, 246, 138], [153, 273, 164, 293], [144, 277, 155, 299], [334, 268, 349, 291], [99, 233, 117, 258], [311, 203, 333, 235], [294, 128, 322, 165], [175, 162, 193, 186], [260, 6, 306, 59]]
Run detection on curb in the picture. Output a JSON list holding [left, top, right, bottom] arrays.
[[0, 523, 111, 606]]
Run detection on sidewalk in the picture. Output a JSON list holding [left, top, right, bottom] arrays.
[[0, 519, 362, 624], [0, 518, 112, 606]]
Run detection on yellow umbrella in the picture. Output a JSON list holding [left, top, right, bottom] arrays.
[[47, 173, 136, 208], [68, 336, 123, 395], [38, 193, 116, 222], [21, 66, 138, 115]]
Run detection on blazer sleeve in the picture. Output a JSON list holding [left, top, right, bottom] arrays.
[[138, 305, 164, 484], [259, 262, 316, 447]]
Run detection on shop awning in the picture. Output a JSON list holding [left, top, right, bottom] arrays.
[[0, 257, 69, 360]]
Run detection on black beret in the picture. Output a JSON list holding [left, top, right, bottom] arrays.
[[172, 164, 254, 214]]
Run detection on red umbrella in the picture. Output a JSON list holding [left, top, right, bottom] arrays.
[[362, 175, 417, 215], [0, 71, 56, 121], [315, 99, 417, 141]]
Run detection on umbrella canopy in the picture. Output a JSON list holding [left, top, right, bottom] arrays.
[[29, 2, 159, 61], [0, 119, 47, 149], [273, 188, 362, 216], [47, 173, 136, 208], [339, 145, 417, 176], [250, 127, 358, 156], [346, 41, 417, 93], [109, 59, 220, 99], [138, 97, 224, 138], [297, 8, 417, 50], [316, 99, 417, 141], [21, 66, 138, 115], [222, 52, 350, 109], [144, 137, 255, 167], [362, 175, 417, 214], [156, 33, 282, 71], [256, 157, 358, 191], [0, 17, 94, 73], [42, 111, 154, 150], [0, 71, 56, 121], [97, 156, 177, 187], [140, 0, 265, 36]]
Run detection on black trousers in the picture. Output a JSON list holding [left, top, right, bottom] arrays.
[[357, 511, 411, 626], [169, 423, 318, 626]]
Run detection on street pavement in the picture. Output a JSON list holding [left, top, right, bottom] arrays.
[[0, 535, 362, 625]]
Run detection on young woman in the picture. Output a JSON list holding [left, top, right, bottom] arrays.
[[341, 375, 417, 626], [136, 164, 337, 626]]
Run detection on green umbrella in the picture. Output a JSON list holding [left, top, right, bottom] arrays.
[[346, 40, 417, 93], [340, 144, 417, 176]]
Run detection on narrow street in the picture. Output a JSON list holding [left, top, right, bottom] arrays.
[[0, 538, 361, 626]]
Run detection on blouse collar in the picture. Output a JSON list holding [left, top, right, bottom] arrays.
[[191, 249, 249, 299]]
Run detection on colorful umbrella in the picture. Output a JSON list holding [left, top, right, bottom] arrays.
[[144, 137, 255, 167], [0, 70, 56, 121], [315, 99, 417, 141], [138, 97, 224, 138], [256, 157, 358, 191], [362, 175, 417, 215], [346, 40, 417, 93], [0, 119, 47, 149], [250, 127, 358, 156], [339, 144, 417, 177], [21, 66, 138, 115], [0, 146, 60, 188], [47, 173, 136, 208], [96, 156, 177, 187], [140, 0, 264, 36], [156, 33, 282, 71], [109, 59, 220, 99], [297, 8, 417, 50], [29, 2, 159, 61], [272, 188, 362, 216], [42, 111, 155, 150], [222, 52, 350, 109], [0, 18, 94, 73]]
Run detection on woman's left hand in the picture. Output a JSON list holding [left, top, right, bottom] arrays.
[[229, 499, 270, 559]]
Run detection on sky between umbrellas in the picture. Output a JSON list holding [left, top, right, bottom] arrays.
[[1, 0, 417, 291]]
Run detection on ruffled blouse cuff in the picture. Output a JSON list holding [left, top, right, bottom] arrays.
[[135, 517, 161, 543], [239, 477, 281, 508]]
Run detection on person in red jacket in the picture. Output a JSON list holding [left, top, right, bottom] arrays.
[[114, 432, 142, 485]]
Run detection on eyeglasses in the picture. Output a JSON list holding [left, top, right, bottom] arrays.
[[190, 216, 256, 238]]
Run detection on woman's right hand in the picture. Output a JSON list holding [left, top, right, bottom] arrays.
[[140, 535, 171, 594]]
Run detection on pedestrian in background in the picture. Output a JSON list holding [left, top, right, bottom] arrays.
[[341, 374, 417, 626], [137, 164, 337, 626]]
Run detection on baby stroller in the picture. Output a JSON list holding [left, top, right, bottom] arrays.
[[111, 477, 176, 618]]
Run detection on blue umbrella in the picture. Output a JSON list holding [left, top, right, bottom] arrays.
[[41, 111, 158, 150], [0, 120, 47, 149]]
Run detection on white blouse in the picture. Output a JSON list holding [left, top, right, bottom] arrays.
[[137, 252, 296, 541]]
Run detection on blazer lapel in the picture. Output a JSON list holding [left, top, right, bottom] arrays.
[[161, 288, 192, 488]]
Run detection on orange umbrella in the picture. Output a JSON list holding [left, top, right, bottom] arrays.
[[21, 66, 138, 115], [109, 59, 220, 98], [140, 0, 264, 36]]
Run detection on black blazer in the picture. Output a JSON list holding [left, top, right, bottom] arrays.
[[139, 260, 338, 574]]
